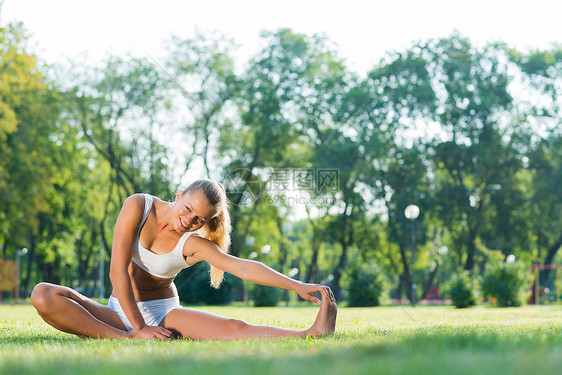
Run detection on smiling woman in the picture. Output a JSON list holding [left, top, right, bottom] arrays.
[[29, 178, 337, 340]]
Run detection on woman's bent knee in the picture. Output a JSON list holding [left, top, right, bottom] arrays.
[[31, 282, 57, 312]]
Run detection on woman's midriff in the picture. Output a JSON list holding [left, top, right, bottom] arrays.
[[120, 262, 178, 301]]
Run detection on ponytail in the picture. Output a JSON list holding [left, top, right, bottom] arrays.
[[198, 205, 231, 288]]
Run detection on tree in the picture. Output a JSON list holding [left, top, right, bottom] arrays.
[[165, 31, 239, 180], [525, 135, 562, 295], [344, 43, 435, 300], [509, 47, 562, 282], [426, 36, 519, 272], [0, 21, 61, 285], [62, 54, 173, 200], [220, 29, 336, 257]]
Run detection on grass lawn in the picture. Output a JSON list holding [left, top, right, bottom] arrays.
[[1, 302, 562, 375]]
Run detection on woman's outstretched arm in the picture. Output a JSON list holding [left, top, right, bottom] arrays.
[[185, 236, 336, 304]]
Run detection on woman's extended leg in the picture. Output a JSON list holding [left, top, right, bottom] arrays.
[[31, 282, 130, 339], [160, 295, 337, 340]]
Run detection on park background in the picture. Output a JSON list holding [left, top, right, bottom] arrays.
[[1, 0, 562, 309]]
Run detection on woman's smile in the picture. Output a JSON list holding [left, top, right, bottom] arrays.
[[179, 217, 190, 230]]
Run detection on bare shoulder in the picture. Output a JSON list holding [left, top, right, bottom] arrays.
[[185, 233, 213, 251], [116, 194, 146, 225], [184, 234, 243, 273], [125, 193, 146, 204], [112, 194, 149, 252], [183, 234, 219, 261]]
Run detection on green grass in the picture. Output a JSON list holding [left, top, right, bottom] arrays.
[[1, 302, 562, 374]]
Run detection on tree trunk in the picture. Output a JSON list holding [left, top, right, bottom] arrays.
[[396, 272, 408, 300], [331, 207, 353, 301], [464, 227, 478, 271], [306, 236, 320, 284], [398, 243, 415, 302], [101, 178, 115, 260], [422, 262, 439, 299], [331, 241, 348, 302], [386, 196, 414, 303], [275, 217, 291, 304], [304, 206, 325, 285]]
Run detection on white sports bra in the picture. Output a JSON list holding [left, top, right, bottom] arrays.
[[131, 194, 196, 279]]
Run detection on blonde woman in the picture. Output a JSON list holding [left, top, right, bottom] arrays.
[[31, 179, 337, 340]]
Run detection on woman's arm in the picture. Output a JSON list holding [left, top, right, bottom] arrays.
[[109, 194, 172, 339], [186, 236, 336, 304]]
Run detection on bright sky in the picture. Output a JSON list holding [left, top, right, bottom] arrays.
[[2, 0, 561, 75]]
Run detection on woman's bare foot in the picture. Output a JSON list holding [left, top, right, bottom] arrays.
[[305, 296, 337, 337]]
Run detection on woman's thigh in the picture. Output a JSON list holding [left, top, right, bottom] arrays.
[[73, 292, 128, 331], [160, 307, 246, 340]]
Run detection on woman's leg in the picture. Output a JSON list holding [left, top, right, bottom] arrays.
[[31, 282, 131, 339], [160, 295, 337, 340]]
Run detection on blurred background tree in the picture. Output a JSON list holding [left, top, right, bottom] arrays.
[[2, 12, 562, 307]]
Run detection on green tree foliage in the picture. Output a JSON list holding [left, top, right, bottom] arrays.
[[165, 31, 239, 179], [0, 21, 63, 286], [64, 55, 173, 199], [425, 36, 521, 272], [4, 16, 562, 306], [251, 284, 281, 307], [447, 271, 477, 308], [345, 260, 385, 307], [343, 45, 436, 301], [510, 48, 562, 288], [481, 261, 528, 307], [175, 262, 240, 305]]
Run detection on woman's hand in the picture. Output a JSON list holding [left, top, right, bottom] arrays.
[[131, 325, 173, 340], [294, 282, 336, 305]]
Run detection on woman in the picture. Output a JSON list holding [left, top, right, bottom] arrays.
[[31, 179, 337, 340]]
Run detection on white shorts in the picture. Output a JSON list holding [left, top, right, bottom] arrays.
[[108, 295, 181, 331]]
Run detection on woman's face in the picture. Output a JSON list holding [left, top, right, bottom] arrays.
[[173, 189, 215, 233]]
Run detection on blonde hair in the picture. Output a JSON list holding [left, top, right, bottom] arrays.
[[183, 179, 231, 289]]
